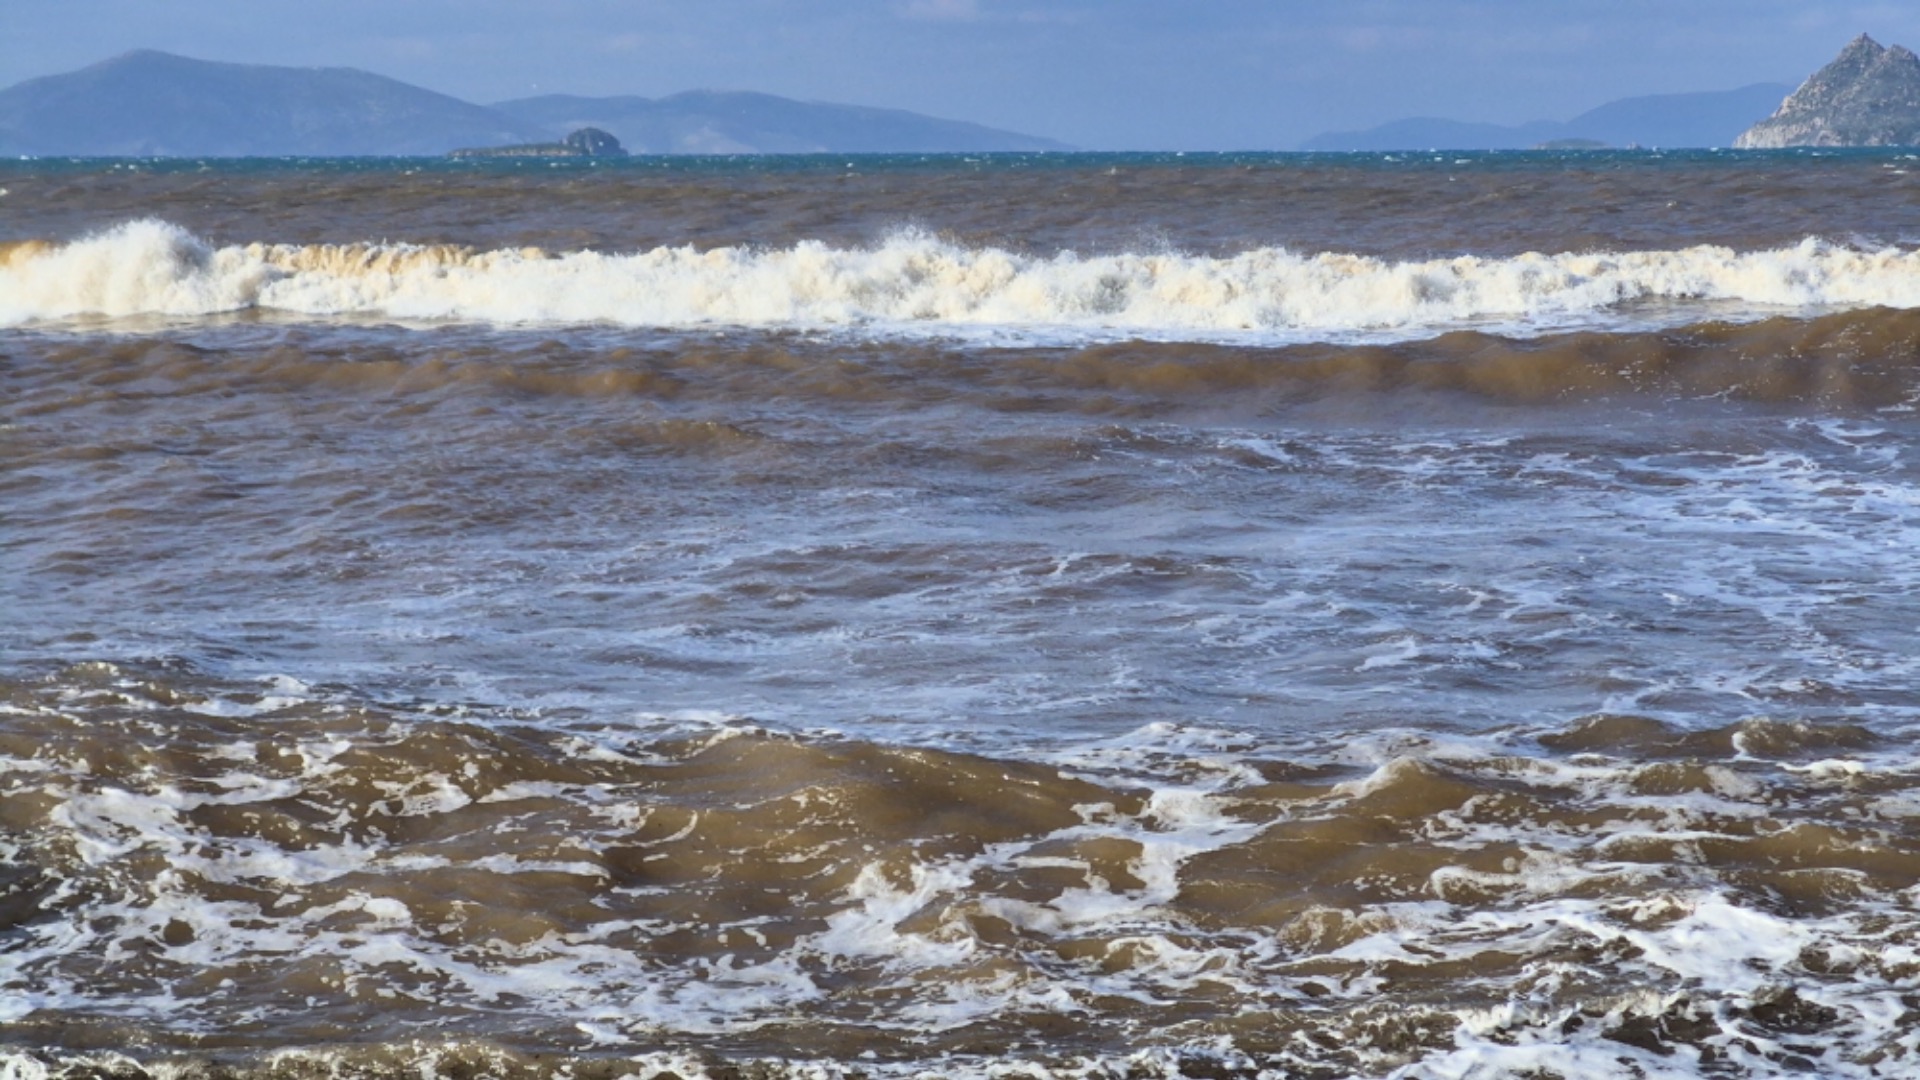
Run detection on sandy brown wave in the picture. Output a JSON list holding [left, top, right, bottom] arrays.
[[243, 241, 549, 275], [22, 307, 1920, 418], [0, 239, 55, 269], [1053, 306, 1920, 407]]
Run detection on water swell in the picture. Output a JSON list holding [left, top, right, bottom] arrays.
[[25, 306, 1920, 413], [7, 220, 1920, 341]]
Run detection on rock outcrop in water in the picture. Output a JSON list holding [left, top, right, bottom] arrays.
[[1735, 34, 1920, 147], [449, 127, 628, 159]]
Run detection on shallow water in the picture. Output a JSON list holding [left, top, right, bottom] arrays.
[[5, 151, 1920, 1079]]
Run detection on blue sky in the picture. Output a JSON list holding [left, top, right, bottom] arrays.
[[6, 1, 1920, 148]]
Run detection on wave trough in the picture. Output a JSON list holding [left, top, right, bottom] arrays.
[[7, 220, 1920, 341]]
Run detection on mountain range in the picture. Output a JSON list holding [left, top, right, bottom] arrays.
[[0, 50, 1071, 156], [489, 92, 1072, 155], [1301, 83, 1794, 151], [7, 48, 1892, 156]]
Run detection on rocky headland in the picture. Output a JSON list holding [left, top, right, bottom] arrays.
[[1736, 34, 1920, 147], [449, 127, 627, 159]]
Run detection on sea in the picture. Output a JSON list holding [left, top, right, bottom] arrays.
[[5, 149, 1920, 1080]]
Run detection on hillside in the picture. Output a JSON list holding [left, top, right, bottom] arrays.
[[0, 50, 535, 156]]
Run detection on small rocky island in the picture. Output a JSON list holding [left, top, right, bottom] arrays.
[[450, 126, 628, 159], [1736, 34, 1920, 147]]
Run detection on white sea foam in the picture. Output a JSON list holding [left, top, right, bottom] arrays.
[[10, 668, 1920, 1076], [9, 742, 1920, 1077], [7, 220, 1920, 342]]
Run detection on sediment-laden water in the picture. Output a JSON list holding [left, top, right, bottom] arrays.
[[5, 151, 1920, 1079]]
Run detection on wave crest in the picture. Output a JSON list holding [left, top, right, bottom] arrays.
[[6, 219, 1920, 340]]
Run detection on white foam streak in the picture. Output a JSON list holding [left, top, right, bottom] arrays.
[[1401, 1028, 1705, 1080], [8, 220, 1920, 341]]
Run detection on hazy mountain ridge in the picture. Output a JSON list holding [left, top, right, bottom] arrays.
[[0, 51, 1069, 157], [0, 50, 537, 156], [1302, 84, 1794, 151], [493, 92, 1072, 154]]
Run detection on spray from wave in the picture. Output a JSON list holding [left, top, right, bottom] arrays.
[[6, 219, 1920, 341]]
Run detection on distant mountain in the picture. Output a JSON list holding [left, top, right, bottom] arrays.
[[0, 50, 537, 156], [0, 50, 1070, 157], [1560, 84, 1795, 148], [1302, 83, 1793, 151], [493, 91, 1074, 154], [1737, 34, 1920, 147]]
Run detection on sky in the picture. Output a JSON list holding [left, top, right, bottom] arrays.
[[6, 1, 1920, 149]]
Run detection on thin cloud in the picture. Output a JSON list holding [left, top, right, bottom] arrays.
[[899, 0, 982, 22]]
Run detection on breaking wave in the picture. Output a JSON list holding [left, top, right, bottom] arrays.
[[7, 220, 1920, 342]]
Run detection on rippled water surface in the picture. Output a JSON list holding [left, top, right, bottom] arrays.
[[6, 151, 1920, 1079]]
